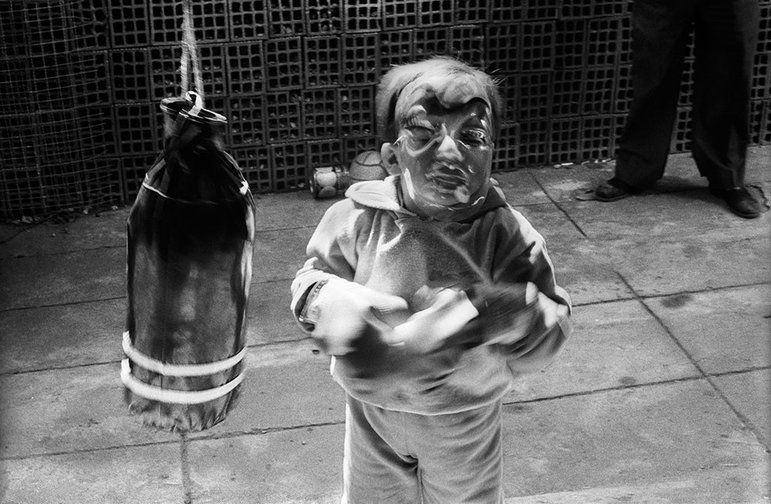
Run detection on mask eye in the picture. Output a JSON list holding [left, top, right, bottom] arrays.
[[459, 129, 490, 147], [406, 125, 435, 146]]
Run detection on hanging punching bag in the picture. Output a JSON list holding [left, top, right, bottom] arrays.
[[122, 93, 256, 432]]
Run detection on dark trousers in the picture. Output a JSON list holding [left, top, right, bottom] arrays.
[[615, 0, 759, 190]]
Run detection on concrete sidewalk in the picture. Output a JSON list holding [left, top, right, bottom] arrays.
[[1, 147, 769, 503]]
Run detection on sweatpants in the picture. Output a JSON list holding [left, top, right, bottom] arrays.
[[341, 394, 504, 504]]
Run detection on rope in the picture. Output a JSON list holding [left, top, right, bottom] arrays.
[[120, 330, 248, 404], [121, 359, 246, 404], [180, 0, 204, 107], [122, 331, 247, 377]]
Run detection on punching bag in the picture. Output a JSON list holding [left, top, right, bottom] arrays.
[[122, 93, 256, 432]]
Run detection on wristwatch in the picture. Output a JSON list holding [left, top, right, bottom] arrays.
[[297, 279, 328, 325]]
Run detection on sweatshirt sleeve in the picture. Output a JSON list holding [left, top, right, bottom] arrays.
[[290, 200, 359, 333], [465, 208, 572, 373]]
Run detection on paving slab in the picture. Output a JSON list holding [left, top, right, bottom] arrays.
[[514, 202, 585, 243], [0, 296, 707, 450], [186, 423, 344, 504], [0, 210, 127, 260], [531, 146, 771, 205], [645, 284, 771, 375], [0, 298, 125, 374], [0, 443, 184, 504], [503, 299, 701, 403], [188, 340, 345, 438], [532, 164, 713, 203], [493, 170, 552, 206], [0, 224, 22, 244], [511, 200, 636, 305], [0, 283, 307, 375], [0, 216, 315, 313], [510, 203, 635, 305], [9, 209, 764, 316], [252, 226, 315, 283], [546, 242, 635, 305], [501, 380, 769, 501], [0, 229, 311, 309], [0, 188, 331, 259], [247, 278, 306, 345], [0, 341, 343, 459], [556, 189, 771, 242], [503, 479, 761, 504], [0, 362, 176, 459], [0, 248, 125, 310], [529, 163, 615, 203], [656, 148, 769, 183], [184, 379, 769, 503], [602, 232, 771, 297], [0, 281, 305, 375], [253, 191, 337, 232], [712, 369, 771, 449]]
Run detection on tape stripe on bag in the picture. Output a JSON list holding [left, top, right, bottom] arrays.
[[122, 331, 246, 377], [120, 359, 245, 404]]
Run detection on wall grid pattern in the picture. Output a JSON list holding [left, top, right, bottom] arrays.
[[1, 0, 770, 218]]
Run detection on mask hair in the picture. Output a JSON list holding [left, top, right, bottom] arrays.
[[375, 56, 503, 143]]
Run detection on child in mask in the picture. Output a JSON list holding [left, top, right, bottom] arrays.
[[290, 57, 572, 503]]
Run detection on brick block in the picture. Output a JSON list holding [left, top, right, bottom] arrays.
[[304, 36, 342, 87], [302, 88, 339, 139], [271, 141, 308, 191], [265, 37, 303, 90], [229, 0, 268, 40], [306, 0, 343, 33], [227, 42, 265, 95], [110, 0, 150, 47]]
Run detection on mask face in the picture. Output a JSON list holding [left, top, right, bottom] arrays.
[[393, 93, 494, 219]]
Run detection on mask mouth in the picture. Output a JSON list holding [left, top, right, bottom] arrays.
[[425, 165, 468, 191], [425, 167, 473, 204]]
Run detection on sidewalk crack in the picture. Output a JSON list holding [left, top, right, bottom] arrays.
[[615, 271, 771, 453]]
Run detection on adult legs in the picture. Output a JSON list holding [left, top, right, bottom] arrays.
[[691, 0, 759, 190], [613, 0, 696, 190]]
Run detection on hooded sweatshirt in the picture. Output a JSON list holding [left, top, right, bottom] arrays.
[[290, 175, 572, 415]]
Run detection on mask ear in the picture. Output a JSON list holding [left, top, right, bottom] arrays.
[[380, 143, 401, 175]]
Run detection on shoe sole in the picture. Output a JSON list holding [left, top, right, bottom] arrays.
[[594, 192, 631, 202], [726, 206, 760, 219]]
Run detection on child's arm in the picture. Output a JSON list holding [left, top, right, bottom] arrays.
[[386, 212, 572, 373], [460, 217, 572, 372], [383, 280, 570, 372], [290, 202, 409, 355], [464, 279, 571, 373]]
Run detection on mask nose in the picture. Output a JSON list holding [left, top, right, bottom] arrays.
[[434, 125, 463, 163]]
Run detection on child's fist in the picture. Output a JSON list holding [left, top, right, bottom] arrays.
[[382, 288, 479, 354], [306, 278, 409, 355]]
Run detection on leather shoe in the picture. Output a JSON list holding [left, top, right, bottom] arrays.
[[595, 180, 632, 202], [710, 185, 761, 219]]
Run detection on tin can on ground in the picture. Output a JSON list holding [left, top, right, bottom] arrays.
[[311, 165, 350, 199]]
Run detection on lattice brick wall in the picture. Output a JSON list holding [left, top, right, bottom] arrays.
[[1, 0, 769, 219]]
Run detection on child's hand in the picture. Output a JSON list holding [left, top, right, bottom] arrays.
[[382, 288, 479, 354], [308, 278, 409, 355], [462, 282, 536, 345]]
